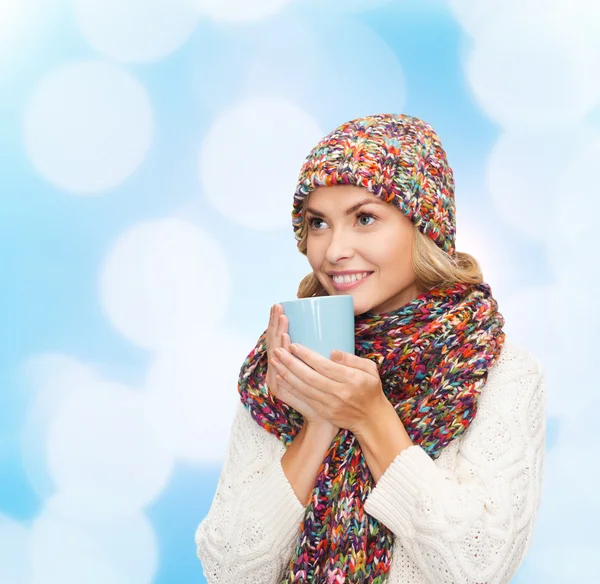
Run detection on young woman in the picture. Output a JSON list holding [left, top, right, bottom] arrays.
[[196, 114, 546, 583]]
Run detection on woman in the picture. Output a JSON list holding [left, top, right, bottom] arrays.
[[195, 114, 545, 583]]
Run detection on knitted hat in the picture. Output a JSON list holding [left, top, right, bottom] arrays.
[[291, 113, 457, 257]]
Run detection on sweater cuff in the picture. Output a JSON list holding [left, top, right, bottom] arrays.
[[363, 445, 440, 538], [252, 448, 307, 546]]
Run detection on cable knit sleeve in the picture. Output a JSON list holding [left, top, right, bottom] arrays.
[[195, 402, 306, 584], [363, 343, 546, 584]]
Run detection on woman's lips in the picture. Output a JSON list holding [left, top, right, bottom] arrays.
[[329, 272, 374, 291]]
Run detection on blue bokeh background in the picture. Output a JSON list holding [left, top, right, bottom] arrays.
[[1, 0, 599, 581]]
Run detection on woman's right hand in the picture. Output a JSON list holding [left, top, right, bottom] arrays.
[[266, 304, 339, 432]]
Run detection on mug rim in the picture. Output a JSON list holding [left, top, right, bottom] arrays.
[[279, 295, 353, 306]]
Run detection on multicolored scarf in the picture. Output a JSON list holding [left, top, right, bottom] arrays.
[[238, 281, 505, 583]]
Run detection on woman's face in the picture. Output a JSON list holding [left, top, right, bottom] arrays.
[[306, 185, 421, 316]]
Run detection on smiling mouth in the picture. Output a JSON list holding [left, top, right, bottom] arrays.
[[329, 271, 374, 291]]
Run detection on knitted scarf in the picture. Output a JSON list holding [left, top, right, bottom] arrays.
[[238, 281, 505, 583]]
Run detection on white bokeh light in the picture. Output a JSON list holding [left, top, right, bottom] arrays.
[[448, 0, 548, 40], [454, 208, 514, 292], [485, 126, 598, 243], [0, 0, 20, 31], [524, 453, 600, 584], [547, 133, 600, 289], [196, 0, 291, 23], [23, 60, 153, 194], [45, 380, 173, 521], [200, 96, 323, 230], [526, 448, 600, 581], [20, 354, 98, 499], [527, 543, 600, 583], [99, 218, 232, 351], [19, 353, 97, 394], [500, 282, 594, 422], [0, 514, 31, 584], [449, 0, 600, 51], [73, 0, 200, 62], [553, 134, 600, 247], [238, 15, 407, 127], [302, 0, 394, 12], [465, 26, 600, 130], [0, 0, 30, 53], [144, 327, 257, 463], [30, 510, 157, 584], [554, 396, 600, 503]]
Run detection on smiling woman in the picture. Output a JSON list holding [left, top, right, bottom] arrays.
[[302, 186, 418, 314], [297, 187, 483, 308], [195, 113, 546, 584]]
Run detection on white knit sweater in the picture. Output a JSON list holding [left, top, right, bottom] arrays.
[[196, 339, 546, 583]]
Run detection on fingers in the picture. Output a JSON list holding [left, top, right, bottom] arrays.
[[275, 307, 285, 346], [272, 357, 327, 405], [289, 344, 348, 383], [269, 305, 286, 347], [272, 348, 338, 399], [268, 305, 280, 349], [268, 305, 275, 344], [276, 372, 322, 410]]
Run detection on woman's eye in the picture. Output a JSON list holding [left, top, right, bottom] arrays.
[[357, 213, 376, 226], [307, 213, 376, 229]]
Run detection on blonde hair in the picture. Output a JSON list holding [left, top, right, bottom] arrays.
[[295, 195, 483, 299]]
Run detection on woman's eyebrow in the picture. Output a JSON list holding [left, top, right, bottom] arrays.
[[306, 198, 386, 218]]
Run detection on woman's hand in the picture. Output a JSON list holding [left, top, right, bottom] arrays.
[[269, 341, 389, 436], [266, 305, 340, 432]]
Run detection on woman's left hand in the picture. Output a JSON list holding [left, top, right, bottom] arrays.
[[270, 342, 389, 435]]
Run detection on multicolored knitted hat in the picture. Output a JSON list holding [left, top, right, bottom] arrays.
[[291, 113, 457, 257]]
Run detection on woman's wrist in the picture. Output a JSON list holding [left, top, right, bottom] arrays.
[[305, 419, 340, 442]]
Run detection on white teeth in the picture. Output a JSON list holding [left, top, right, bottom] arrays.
[[332, 271, 370, 284]]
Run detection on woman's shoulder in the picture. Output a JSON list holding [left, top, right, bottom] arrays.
[[450, 338, 546, 459], [475, 337, 545, 423], [489, 337, 544, 383]]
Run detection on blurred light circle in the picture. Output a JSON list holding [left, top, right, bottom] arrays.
[[200, 96, 323, 230], [0, 515, 31, 584], [144, 327, 256, 463], [20, 354, 97, 500], [553, 134, 600, 246], [99, 219, 232, 351], [555, 397, 600, 502], [74, 0, 200, 62], [46, 381, 174, 520], [501, 283, 595, 421], [23, 60, 153, 194], [196, 0, 292, 22], [485, 126, 597, 242], [448, 0, 545, 40], [30, 511, 157, 584], [238, 15, 407, 128], [547, 133, 600, 288], [465, 26, 600, 130], [301, 0, 394, 12]]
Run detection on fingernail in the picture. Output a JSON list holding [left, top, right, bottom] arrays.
[[274, 348, 283, 357], [290, 344, 298, 352]]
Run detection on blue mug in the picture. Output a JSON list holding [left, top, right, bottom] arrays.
[[279, 295, 355, 359]]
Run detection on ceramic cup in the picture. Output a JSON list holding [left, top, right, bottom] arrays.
[[279, 295, 355, 359]]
